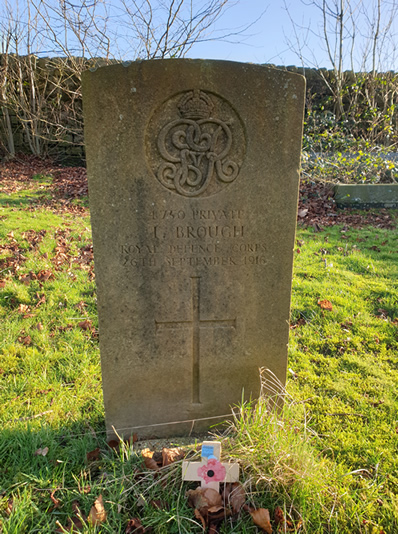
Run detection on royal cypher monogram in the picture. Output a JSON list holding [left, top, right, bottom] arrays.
[[156, 90, 242, 197]]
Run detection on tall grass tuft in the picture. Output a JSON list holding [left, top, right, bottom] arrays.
[[224, 368, 387, 533]]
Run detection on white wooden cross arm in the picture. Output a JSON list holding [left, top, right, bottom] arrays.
[[182, 441, 239, 492]]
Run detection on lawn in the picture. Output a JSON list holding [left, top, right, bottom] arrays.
[[0, 159, 397, 533]]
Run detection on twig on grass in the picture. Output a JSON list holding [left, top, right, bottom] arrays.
[[11, 409, 53, 423]]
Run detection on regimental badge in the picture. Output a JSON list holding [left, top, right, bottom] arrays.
[[146, 90, 246, 198]]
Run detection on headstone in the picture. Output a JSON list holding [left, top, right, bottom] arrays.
[[334, 183, 398, 209], [182, 441, 239, 492], [82, 59, 305, 439]]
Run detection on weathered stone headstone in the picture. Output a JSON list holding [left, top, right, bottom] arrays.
[[82, 59, 305, 438]]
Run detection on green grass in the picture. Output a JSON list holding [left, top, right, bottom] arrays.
[[0, 177, 398, 533]]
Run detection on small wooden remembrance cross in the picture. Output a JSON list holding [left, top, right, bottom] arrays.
[[182, 441, 239, 492]]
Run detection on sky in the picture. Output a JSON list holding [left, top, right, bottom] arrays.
[[2, 0, 398, 71], [186, 1, 309, 66], [185, 0, 398, 71]]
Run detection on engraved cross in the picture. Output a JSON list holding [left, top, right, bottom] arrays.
[[155, 277, 236, 404]]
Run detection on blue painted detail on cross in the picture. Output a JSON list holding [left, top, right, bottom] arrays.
[[201, 445, 215, 458]]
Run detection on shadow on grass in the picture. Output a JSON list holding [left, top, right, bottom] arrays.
[[0, 416, 207, 533], [0, 193, 49, 209], [0, 417, 110, 526], [0, 192, 89, 212], [0, 416, 107, 486]]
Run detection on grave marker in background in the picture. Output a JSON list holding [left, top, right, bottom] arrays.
[[82, 59, 305, 438]]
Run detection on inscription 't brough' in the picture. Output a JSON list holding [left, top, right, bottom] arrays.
[[146, 90, 246, 198]]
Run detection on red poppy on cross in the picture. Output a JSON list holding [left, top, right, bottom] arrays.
[[182, 441, 239, 492]]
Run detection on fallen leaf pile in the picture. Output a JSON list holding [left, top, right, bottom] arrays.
[[52, 229, 73, 270], [52, 166, 88, 199], [0, 236, 27, 277], [0, 230, 55, 287], [1, 224, 95, 288], [0, 155, 61, 194], [186, 482, 280, 533], [0, 154, 86, 214], [135, 447, 300, 533], [74, 243, 95, 280], [298, 179, 396, 230], [2, 156, 397, 225], [141, 446, 185, 470], [21, 229, 47, 249]]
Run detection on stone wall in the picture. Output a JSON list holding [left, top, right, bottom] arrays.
[[0, 55, 394, 163]]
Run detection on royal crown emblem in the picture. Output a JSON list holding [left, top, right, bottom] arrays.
[[177, 90, 214, 120], [146, 89, 246, 198]]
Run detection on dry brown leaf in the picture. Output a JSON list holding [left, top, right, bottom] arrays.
[[318, 299, 333, 311], [58, 324, 74, 333], [34, 322, 44, 331], [274, 507, 300, 532], [161, 447, 184, 466], [249, 507, 272, 534], [208, 505, 228, 522], [297, 208, 308, 218], [141, 448, 159, 471], [78, 319, 93, 331], [223, 482, 246, 514], [194, 508, 207, 529], [76, 300, 88, 312], [35, 293, 46, 307], [0, 280, 6, 288], [34, 446, 49, 456], [274, 505, 285, 526], [18, 304, 30, 314], [88, 494, 107, 526], [107, 439, 120, 451], [187, 487, 223, 512], [19, 273, 35, 285], [200, 489, 223, 509], [152, 451, 163, 465], [86, 447, 101, 461], [19, 335, 32, 345], [37, 269, 54, 282], [290, 317, 306, 330], [107, 434, 135, 452], [50, 489, 61, 509], [5, 498, 13, 516], [125, 517, 152, 533]]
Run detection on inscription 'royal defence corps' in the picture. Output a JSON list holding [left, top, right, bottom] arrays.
[[146, 90, 246, 197]]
